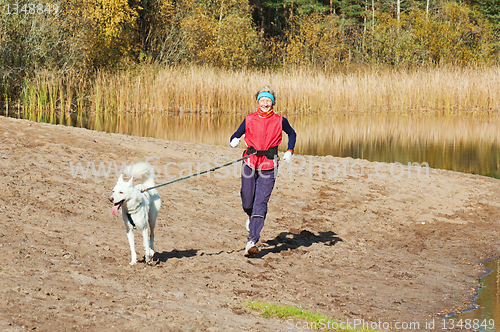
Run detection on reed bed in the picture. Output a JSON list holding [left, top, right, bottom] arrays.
[[18, 65, 500, 116], [106, 65, 500, 114]]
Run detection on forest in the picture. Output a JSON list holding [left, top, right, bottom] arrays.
[[1, 0, 499, 108]]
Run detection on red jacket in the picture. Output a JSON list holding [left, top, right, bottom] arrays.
[[243, 112, 282, 170]]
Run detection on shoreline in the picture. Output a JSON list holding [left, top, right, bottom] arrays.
[[1, 115, 499, 331], [447, 256, 499, 321]]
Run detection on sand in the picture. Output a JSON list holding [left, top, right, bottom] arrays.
[[1, 116, 499, 331]]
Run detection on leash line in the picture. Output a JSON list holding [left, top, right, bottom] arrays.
[[141, 152, 257, 193]]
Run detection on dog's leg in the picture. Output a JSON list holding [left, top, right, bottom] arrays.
[[148, 215, 156, 255], [148, 193, 160, 257], [123, 213, 137, 265], [142, 227, 152, 264], [126, 229, 137, 265]]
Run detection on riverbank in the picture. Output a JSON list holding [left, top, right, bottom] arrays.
[[1, 116, 499, 331]]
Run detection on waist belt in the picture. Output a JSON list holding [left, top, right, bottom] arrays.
[[246, 146, 279, 160]]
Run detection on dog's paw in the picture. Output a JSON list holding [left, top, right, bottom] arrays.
[[129, 260, 137, 265]]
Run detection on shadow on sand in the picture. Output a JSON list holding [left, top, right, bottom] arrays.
[[258, 230, 342, 257], [151, 230, 341, 261], [154, 249, 199, 263]]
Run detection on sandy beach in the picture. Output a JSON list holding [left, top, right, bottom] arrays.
[[0, 116, 499, 331]]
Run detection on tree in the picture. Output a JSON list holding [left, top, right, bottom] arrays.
[[181, 0, 260, 68], [465, 0, 500, 30], [249, 0, 330, 37], [84, 0, 140, 66]]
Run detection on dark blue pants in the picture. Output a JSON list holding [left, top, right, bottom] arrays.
[[241, 163, 277, 243]]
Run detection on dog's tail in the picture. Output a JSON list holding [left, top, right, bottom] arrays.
[[129, 162, 156, 187]]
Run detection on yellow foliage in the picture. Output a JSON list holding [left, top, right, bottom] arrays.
[[366, 3, 495, 66], [82, 0, 140, 65], [424, 2, 495, 65], [284, 13, 352, 69], [180, 0, 259, 68]]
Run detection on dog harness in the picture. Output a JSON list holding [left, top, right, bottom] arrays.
[[127, 213, 136, 228]]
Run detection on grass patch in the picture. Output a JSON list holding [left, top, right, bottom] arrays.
[[246, 301, 382, 331]]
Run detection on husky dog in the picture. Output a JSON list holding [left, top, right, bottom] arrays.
[[109, 162, 161, 265]]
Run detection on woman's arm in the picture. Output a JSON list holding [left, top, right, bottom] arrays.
[[282, 117, 296, 151], [231, 119, 246, 141]]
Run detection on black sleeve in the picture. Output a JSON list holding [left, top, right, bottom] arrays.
[[230, 119, 246, 142], [282, 117, 296, 151]]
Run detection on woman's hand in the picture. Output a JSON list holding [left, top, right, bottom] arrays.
[[230, 137, 241, 147], [283, 150, 293, 163]]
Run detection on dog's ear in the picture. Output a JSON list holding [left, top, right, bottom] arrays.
[[118, 174, 124, 182], [127, 176, 134, 185]]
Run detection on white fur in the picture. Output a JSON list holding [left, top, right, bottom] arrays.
[[109, 162, 161, 265]]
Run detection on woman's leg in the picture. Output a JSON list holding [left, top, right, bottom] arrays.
[[247, 167, 277, 244], [240, 163, 256, 217]]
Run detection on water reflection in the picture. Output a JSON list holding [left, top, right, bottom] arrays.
[[91, 111, 500, 179]]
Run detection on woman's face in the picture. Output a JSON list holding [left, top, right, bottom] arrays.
[[258, 97, 273, 113]]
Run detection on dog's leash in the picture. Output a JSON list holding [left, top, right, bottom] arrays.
[[141, 152, 257, 193]]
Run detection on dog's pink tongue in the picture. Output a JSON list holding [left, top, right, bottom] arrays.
[[111, 204, 119, 215]]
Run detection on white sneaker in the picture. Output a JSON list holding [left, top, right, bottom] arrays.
[[244, 241, 259, 257], [245, 217, 250, 232]]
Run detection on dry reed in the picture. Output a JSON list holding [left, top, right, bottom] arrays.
[[90, 65, 500, 114], [21, 65, 500, 115]]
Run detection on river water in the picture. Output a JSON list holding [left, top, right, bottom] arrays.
[[452, 259, 499, 331]]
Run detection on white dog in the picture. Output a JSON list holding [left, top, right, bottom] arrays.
[[109, 162, 161, 265]]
